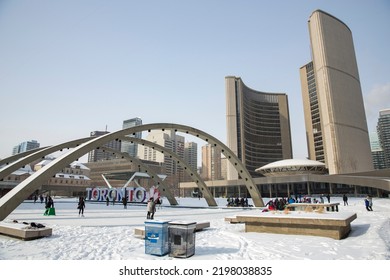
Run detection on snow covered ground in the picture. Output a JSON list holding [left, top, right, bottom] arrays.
[[0, 196, 388, 279], [0, 196, 389, 260]]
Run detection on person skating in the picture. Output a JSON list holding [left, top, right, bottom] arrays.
[[78, 197, 86, 217], [146, 198, 156, 219]]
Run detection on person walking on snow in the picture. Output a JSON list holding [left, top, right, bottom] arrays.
[[343, 194, 348, 206], [366, 195, 373, 211]]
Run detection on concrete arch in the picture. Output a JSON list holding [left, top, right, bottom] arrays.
[[0, 123, 263, 220], [0, 137, 94, 181], [119, 136, 217, 206], [0, 147, 48, 167], [101, 146, 178, 205]]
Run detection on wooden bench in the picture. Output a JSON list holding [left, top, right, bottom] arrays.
[[134, 221, 210, 239], [285, 202, 340, 212], [235, 212, 357, 240], [0, 221, 52, 241]]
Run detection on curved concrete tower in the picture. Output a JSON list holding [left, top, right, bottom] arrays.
[[302, 10, 373, 174]]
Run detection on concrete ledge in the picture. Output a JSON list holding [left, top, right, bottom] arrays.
[[224, 216, 241, 223], [134, 221, 210, 238], [235, 212, 357, 240], [195, 221, 210, 231], [0, 221, 52, 241]]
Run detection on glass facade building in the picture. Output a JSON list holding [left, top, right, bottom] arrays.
[[377, 109, 390, 168], [121, 117, 142, 157], [12, 140, 40, 155]]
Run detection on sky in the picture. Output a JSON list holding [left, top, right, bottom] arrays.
[[0, 196, 389, 278], [0, 0, 389, 162]]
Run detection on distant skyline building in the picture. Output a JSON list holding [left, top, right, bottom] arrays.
[[201, 144, 222, 181], [121, 117, 142, 157], [138, 130, 185, 176], [370, 132, 386, 170], [184, 142, 198, 169], [183, 142, 198, 182], [377, 109, 390, 168], [225, 76, 293, 179], [12, 140, 40, 155], [87, 131, 121, 162], [300, 9, 373, 174]]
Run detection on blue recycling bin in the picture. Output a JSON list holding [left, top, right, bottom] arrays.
[[144, 220, 170, 256]]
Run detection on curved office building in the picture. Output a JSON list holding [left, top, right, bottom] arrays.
[[226, 76, 292, 179], [301, 10, 373, 174]]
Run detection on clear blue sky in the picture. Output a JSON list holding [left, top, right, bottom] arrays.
[[0, 0, 389, 162]]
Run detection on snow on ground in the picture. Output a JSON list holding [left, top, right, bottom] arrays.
[[0, 196, 389, 260]]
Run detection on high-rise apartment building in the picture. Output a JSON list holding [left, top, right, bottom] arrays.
[[201, 144, 222, 181], [87, 131, 121, 162], [226, 76, 292, 179], [121, 117, 142, 157], [184, 142, 197, 170], [12, 140, 40, 155], [377, 109, 390, 168], [183, 142, 198, 182], [138, 130, 185, 176], [300, 10, 373, 174]]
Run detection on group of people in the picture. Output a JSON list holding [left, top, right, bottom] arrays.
[[262, 194, 333, 211], [33, 193, 50, 205], [261, 193, 375, 212], [226, 197, 249, 207], [40, 192, 376, 220], [264, 197, 289, 211]]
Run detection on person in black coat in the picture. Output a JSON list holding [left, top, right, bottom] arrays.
[[122, 196, 128, 209], [78, 197, 86, 217], [343, 194, 348, 206]]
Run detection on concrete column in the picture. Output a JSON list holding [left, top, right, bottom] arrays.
[[287, 183, 291, 197]]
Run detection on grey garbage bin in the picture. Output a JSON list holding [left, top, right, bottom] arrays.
[[144, 220, 170, 256], [168, 221, 196, 258]]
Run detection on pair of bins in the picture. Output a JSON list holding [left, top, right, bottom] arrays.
[[145, 220, 196, 258]]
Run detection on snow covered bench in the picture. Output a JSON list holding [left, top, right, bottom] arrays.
[[235, 212, 357, 240], [0, 221, 52, 241], [134, 221, 210, 238], [285, 202, 340, 212]]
